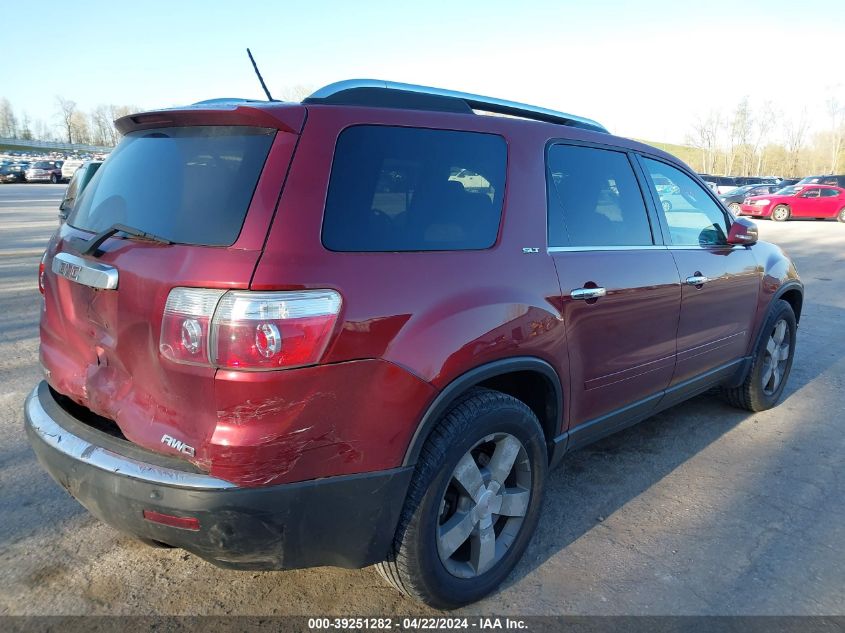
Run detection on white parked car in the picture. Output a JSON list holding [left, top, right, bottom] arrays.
[[61, 159, 85, 181]]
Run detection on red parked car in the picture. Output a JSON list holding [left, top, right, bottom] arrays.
[[740, 184, 845, 221], [25, 80, 803, 608]]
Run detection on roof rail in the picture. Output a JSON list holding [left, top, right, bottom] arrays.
[[304, 79, 608, 133]]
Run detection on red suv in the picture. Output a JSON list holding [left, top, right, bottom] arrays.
[[25, 80, 803, 608]]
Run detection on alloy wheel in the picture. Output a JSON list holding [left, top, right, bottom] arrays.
[[436, 432, 531, 579], [761, 319, 790, 395]]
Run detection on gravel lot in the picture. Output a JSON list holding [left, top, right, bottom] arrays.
[[1, 183, 843, 616]]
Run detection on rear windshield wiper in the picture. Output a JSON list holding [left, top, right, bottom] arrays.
[[81, 223, 172, 256]]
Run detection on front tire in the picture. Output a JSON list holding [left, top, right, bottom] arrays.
[[837, 208, 845, 223], [376, 388, 547, 609], [722, 300, 796, 412], [771, 205, 790, 222], [50, 173, 59, 184], [729, 202, 741, 214]]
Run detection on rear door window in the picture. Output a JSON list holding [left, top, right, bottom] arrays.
[[68, 126, 275, 246], [546, 144, 654, 247], [322, 126, 506, 252]]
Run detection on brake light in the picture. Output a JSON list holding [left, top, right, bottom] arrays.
[[38, 252, 47, 294], [159, 288, 342, 370], [211, 290, 342, 370], [160, 288, 226, 365]]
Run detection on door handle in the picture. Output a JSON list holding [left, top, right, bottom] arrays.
[[685, 275, 710, 286], [571, 287, 607, 300]]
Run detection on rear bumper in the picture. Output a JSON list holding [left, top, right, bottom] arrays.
[[24, 382, 412, 570]]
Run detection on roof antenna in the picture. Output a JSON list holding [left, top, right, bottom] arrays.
[[246, 48, 276, 101]]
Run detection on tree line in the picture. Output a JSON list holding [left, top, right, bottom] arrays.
[[682, 96, 845, 178], [0, 96, 139, 147], [2, 92, 843, 176]]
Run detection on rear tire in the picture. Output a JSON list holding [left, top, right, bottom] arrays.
[[771, 205, 790, 222], [722, 300, 796, 412], [50, 173, 58, 184], [837, 208, 845, 223], [729, 202, 741, 214], [376, 388, 547, 609]]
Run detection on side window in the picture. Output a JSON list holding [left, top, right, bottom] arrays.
[[642, 158, 729, 247], [819, 188, 839, 198], [802, 188, 821, 198], [546, 144, 653, 247], [322, 126, 506, 252]]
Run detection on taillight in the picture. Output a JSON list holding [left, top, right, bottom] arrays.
[[38, 252, 47, 294], [159, 288, 342, 371], [160, 288, 226, 366], [211, 290, 342, 370]]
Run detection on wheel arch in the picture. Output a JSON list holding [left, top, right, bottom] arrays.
[[402, 357, 563, 467], [777, 284, 803, 324], [728, 280, 803, 388]]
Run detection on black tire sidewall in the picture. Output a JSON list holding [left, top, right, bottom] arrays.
[[749, 301, 797, 409], [411, 402, 547, 607]]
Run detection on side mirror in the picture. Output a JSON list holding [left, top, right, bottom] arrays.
[[727, 217, 758, 245]]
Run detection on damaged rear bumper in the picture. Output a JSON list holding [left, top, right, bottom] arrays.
[[24, 381, 413, 570]]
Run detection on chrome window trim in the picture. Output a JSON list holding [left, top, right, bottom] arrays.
[[307, 79, 608, 133], [547, 244, 744, 252], [52, 252, 118, 290], [24, 387, 237, 490], [547, 245, 665, 253], [666, 244, 743, 250]]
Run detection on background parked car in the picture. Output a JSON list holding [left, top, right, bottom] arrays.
[[61, 158, 85, 181], [796, 174, 845, 188], [776, 178, 800, 188], [733, 176, 779, 186], [740, 184, 845, 221], [25, 160, 64, 184], [720, 184, 781, 213], [710, 176, 740, 194], [653, 175, 680, 195], [0, 164, 26, 183], [2, 162, 30, 182]]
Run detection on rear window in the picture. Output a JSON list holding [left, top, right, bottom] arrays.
[[322, 126, 506, 252], [68, 126, 275, 246]]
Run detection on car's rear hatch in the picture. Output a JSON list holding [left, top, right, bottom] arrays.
[[39, 102, 305, 471]]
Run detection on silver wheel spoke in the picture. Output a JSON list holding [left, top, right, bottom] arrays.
[[470, 521, 496, 575], [766, 337, 777, 356], [487, 435, 521, 486], [453, 453, 485, 502], [771, 365, 782, 391], [773, 321, 786, 345], [438, 511, 476, 559], [761, 361, 774, 388], [496, 489, 530, 517], [778, 343, 790, 362]]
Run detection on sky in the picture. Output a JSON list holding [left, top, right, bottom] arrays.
[[2, 0, 843, 144]]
